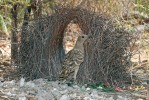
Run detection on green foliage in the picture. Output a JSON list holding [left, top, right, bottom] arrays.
[[0, 0, 148, 37], [0, 0, 56, 35], [135, 0, 149, 16], [0, 0, 30, 34], [87, 83, 116, 93]]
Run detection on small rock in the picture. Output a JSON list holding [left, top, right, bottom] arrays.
[[20, 78, 25, 87], [60, 95, 70, 100], [0, 77, 4, 82], [117, 95, 128, 100], [60, 89, 68, 94], [3, 80, 16, 88], [86, 87, 91, 91], [70, 93, 77, 98], [28, 97, 37, 100], [107, 96, 115, 100], [51, 88, 62, 99], [51, 81, 59, 88], [19, 96, 27, 100], [73, 85, 80, 89], [36, 90, 54, 100], [137, 99, 144, 100], [80, 86, 86, 91], [60, 84, 68, 90], [33, 78, 46, 85], [84, 96, 93, 100], [0, 81, 3, 87], [26, 81, 35, 88]]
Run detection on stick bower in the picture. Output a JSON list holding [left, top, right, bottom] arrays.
[[18, 7, 132, 85]]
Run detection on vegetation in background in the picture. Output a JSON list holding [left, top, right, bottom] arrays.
[[0, 0, 56, 37], [0, 0, 148, 36]]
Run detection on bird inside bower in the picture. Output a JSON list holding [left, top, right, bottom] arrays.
[[59, 33, 88, 83]]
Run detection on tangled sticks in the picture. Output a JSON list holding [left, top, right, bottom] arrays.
[[18, 7, 132, 85]]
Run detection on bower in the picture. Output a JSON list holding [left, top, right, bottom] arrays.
[[18, 7, 132, 85]]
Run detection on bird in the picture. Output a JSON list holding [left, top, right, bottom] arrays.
[[59, 33, 88, 83]]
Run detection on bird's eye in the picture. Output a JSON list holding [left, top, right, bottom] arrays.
[[82, 36, 84, 38]]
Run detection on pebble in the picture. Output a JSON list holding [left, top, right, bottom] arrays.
[[0, 78, 139, 100], [60, 95, 70, 100]]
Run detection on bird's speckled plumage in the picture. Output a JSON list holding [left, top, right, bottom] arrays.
[[59, 33, 88, 82]]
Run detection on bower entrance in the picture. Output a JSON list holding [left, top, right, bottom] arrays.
[[63, 20, 83, 54], [18, 7, 132, 85]]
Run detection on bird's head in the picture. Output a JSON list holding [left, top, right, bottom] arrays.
[[77, 33, 88, 43]]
